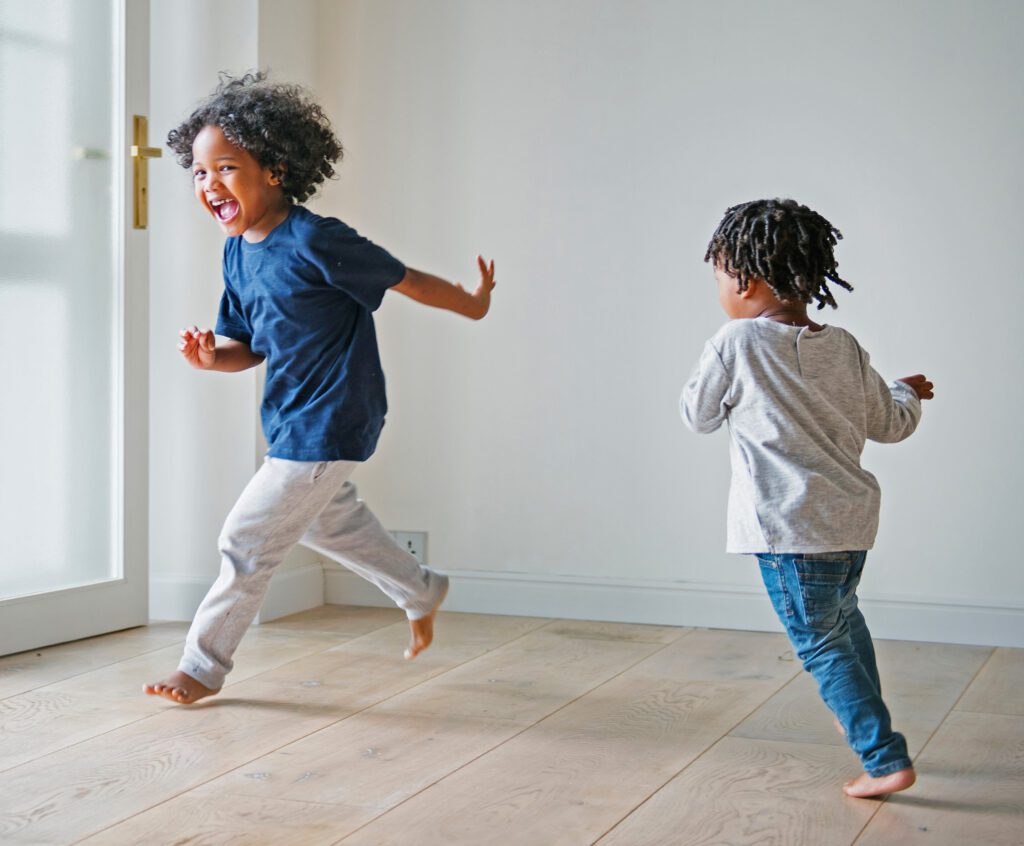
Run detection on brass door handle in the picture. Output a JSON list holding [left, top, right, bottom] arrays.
[[131, 115, 162, 229]]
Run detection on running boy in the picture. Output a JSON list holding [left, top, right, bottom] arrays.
[[145, 73, 495, 705], [681, 198, 933, 798]]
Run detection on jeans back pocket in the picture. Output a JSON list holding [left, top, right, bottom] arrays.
[[793, 555, 855, 628]]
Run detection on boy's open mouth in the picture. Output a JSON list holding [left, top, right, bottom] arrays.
[[210, 198, 240, 223]]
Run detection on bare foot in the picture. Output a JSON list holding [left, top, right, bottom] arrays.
[[143, 670, 219, 705], [843, 767, 916, 798], [404, 579, 449, 660], [834, 718, 846, 736]]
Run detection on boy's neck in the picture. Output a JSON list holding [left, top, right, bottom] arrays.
[[743, 287, 823, 331], [243, 198, 292, 243], [755, 304, 823, 331]]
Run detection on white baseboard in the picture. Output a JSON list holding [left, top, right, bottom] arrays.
[[324, 567, 1024, 648], [149, 563, 324, 624], [149, 574, 211, 622], [255, 563, 325, 623]]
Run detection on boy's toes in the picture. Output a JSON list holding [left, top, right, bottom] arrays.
[[404, 634, 429, 661], [144, 672, 218, 705]]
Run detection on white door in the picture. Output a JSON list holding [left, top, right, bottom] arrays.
[[0, 0, 149, 655]]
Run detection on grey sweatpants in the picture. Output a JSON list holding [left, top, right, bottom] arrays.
[[179, 457, 448, 690]]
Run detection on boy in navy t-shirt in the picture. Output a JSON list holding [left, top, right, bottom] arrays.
[[145, 73, 495, 705]]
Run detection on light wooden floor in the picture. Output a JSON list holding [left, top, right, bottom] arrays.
[[0, 607, 1020, 845]]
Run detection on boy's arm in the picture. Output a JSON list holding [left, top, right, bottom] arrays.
[[179, 327, 264, 372], [390, 257, 496, 320], [680, 341, 732, 434], [863, 357, 931, 443]]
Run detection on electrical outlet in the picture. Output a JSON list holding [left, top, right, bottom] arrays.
[[391, 530, 428, 564]]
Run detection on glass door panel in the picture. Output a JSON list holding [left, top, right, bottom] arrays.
[[0, 0, 148, 654]]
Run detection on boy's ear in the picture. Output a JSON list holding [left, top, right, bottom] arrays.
[[739, 276, 764, 299], [269, 162, 287, 186]]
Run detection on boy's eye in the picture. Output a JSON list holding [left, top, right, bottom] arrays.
[[193, 170, 205, 179]]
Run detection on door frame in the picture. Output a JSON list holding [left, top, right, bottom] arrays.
[[0, 0, 149, 655]]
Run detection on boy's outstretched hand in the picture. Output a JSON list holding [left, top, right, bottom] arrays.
[[393, 256, 497, 320], [178, 326, 216, 369], [456, 256, 496, 320], [899, 374, 934, 400]]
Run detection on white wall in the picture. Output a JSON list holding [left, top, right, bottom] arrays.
[[149, 0, 325, 622], [310, 0, 1024, 646]]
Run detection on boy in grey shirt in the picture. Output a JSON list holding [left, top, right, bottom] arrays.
[[681, 198, 933, 798]]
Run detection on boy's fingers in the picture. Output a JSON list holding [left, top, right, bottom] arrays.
[[477, 255, 496, 280]]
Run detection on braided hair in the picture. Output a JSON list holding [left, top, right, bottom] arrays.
[[168, 72, 342, 204], [704, 198, 853, 309]]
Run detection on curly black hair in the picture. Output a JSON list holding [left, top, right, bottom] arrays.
[[167, 72, 342, 204], [704, 198, 853, 309]]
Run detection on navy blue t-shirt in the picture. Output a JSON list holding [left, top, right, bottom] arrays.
[[215, 205, 406, 461]]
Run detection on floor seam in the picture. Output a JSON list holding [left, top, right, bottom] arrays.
[[589, 662, 802, 845], [327, 628, 700, 845], [71, 615, 553, 844], [0, 630, 189, 701], [847, 645, 998, 846], [1, 617, 411, 776]]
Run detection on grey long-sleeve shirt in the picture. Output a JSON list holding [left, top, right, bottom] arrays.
[[681, 319, 921, 554]]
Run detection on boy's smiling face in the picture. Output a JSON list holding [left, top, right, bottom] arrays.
[[191, 125, 289, 242]]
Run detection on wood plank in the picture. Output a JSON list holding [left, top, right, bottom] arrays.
[[256, 604, 406, 636], [538, 620, 686, 645], [854, 711, 1024, 846], [335, 629, 800, 846], [0, 612, 546, 844], [0, 627, 344, 772], [0, 623, 187, 699], [730, 640, 991, 755], [596, 736, 875, 846], [80, 620, 689, 845], [84, 791, 363, 846], [954, 647, 1024, 717], [0, 607, 403, 773]]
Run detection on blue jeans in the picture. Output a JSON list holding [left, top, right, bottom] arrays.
[[756, 551, 912, 776]]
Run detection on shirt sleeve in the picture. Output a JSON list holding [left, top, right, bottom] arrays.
[[860, 348, 921, 443], [307, 217, 407, 312], [680, 340, 733, 434], [214, 282, 252, 345]]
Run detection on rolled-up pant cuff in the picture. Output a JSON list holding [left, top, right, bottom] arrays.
[[178, 658, 225, 692], [866, 758, 913, 777]]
